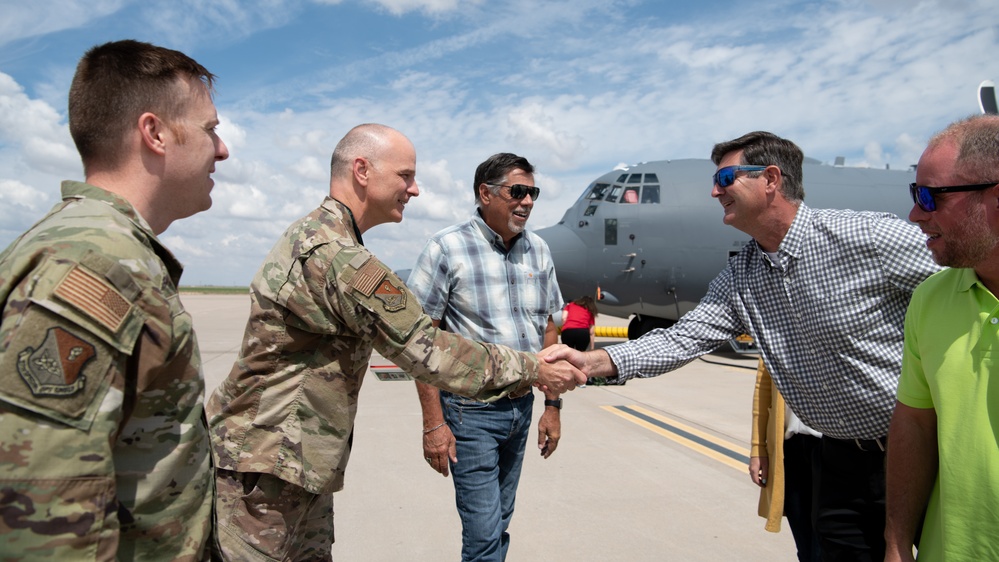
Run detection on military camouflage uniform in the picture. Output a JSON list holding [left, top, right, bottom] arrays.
[[207, 197, 541, 561], [0, 181, 212, 560]]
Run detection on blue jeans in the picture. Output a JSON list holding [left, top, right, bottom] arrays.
[[441, 391, 534, 562]]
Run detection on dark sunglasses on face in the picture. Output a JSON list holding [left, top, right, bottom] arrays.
[[712, 165, 768, 188], [909, 182, 998, 212], [487, 183, 541, 200]]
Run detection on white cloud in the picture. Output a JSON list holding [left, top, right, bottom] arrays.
[[217, 114, 247, 150], [159, 234, 211, 258], [0, 72, 79, 175], [291, 156, 329, 182], [359, 0, 480, 16], [0, 178, 49, 210], [506, 103, 586, 170]]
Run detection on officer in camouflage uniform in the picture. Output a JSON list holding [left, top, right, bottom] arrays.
[[207, 124, 583, 562], [0, 41, 229, 559]]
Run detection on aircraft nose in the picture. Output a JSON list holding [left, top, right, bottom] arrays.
[[535, 223, 590, 297]]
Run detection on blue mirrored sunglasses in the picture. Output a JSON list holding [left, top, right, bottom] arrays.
[[909, 182, 997, 212], [487, 183, 541, 200], [712, 165, 768, 188]]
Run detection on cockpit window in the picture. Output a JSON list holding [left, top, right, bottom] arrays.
[[627, 173, 642, 184], [616, 174, 628, 183], [641, 185, 660, 204], [606, 184, 623, 203], [645, 173, 659, 184], [586, 182, 609, 200], [583, 205, 597, 216], [621, 187, 639, 204]]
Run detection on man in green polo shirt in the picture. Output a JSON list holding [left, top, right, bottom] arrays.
[[885, 114, 999, 561]]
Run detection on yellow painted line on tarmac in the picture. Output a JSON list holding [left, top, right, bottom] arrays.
[[603, 404, 750, 472]]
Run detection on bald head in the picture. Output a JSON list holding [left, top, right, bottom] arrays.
[[925, 114, 999, 184], [330, 124, 408, 180], [327, 124, 418, 233]]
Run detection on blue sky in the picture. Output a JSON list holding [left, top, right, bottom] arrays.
[[1, 0, 996, 285]]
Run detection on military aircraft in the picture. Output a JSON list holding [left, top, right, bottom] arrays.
[[536, 158, 920, 341]]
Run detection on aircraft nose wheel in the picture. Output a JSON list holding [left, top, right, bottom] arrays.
[[627, 315, 675, 340]]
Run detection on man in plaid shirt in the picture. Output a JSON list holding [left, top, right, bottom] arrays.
[[548, 131, 940, 561]]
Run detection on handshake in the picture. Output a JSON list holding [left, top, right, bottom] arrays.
[[532, 344, 612, 394]]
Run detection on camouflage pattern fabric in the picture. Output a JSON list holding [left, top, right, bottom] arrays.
[[214, 469, 334, 561], [206, 197, 540, 514], [0, 181, 213, 561]]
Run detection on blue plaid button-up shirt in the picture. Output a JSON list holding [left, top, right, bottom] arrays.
[[408, 210, 563, 356], [606, 204, 940, 439]]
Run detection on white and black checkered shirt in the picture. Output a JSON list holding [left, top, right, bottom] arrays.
[[605, 204, 941, 439]]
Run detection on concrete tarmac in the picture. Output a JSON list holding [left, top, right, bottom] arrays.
[[184, 293, 796, 561]]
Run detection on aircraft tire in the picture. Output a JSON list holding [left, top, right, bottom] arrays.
[[627, 316, 675, 340]]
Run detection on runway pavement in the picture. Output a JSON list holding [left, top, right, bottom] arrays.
[[183, 293, 796, 561]]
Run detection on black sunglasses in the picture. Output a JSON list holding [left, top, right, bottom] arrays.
[[486, 183, 541, 200], [909, 182, 997, 212], [712, 165, 768, 188]]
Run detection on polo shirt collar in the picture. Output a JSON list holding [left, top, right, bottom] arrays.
[[955, 267, 983, 293]]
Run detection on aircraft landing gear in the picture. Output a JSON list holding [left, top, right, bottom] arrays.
[[627, 315, 675, 340]]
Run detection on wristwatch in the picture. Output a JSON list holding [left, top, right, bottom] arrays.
[[544, 398, 563, 410]]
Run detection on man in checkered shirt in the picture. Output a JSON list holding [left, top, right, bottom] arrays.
[[548, 131, 940, 561]]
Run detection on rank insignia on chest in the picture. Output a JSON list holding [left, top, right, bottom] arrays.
[[17, 327, 96, 397], [374, 278, 406, 312]]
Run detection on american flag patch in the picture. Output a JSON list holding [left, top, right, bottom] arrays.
[[352, 260, 387, 297], [54, 266, 132, 333]]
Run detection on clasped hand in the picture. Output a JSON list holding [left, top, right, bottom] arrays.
[[534, 344, 587, 393]]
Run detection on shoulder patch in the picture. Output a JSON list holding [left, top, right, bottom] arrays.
[[374, 278, 407, 312], [53, 265, 133, 334], [17, 327, 95, 397], [351, 259, 387, 298]]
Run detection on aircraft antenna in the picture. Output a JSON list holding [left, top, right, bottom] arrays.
[[980, 80, 998, 115]]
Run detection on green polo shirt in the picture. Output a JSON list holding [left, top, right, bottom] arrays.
[[898, 267, 999, 560]]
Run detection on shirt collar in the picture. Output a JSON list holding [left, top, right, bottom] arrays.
[[472, 208, 528, 253], [61, 180, 184, 283], [324, 197, 363, 245], [955, 267, 984, 293], [62, 180, 155, 233], [756, 203, 809, 265]]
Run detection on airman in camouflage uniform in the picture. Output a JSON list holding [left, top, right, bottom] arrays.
[[207, 124, 583, 561], [0, 40, 229, 560]]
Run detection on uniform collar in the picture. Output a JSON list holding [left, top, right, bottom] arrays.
[[62, 180, 156, 234], [61, 180, 185, 283], [324, 197, 364, 246]]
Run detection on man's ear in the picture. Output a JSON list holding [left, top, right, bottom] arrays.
[[138, 112, 167, 155], [763, 165, 782, 194], [478, 183, 492, 204], [353, 157, 370, 187]]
